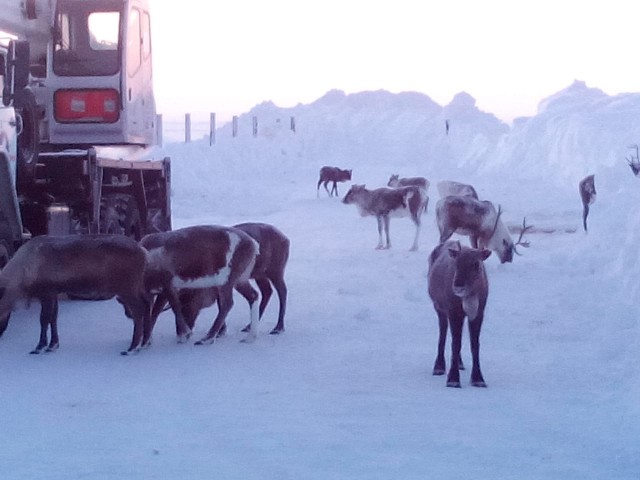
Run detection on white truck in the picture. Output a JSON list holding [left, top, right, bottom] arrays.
[[0, 0, 171, 264]]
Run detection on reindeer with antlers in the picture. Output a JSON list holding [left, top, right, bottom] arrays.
[[435, 196, 531, 264], [626, 145, 640, 177]]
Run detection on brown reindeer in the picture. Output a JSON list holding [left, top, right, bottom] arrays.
[[151, 222, 290, 338], [343, 184, 429, 251], [578, 174, 596, 232], [435, 195, 530, 263], [428, 240, 491, 387], [141, 225, 259, 345], [0, 235, 150, 355], [317, 166, 352, 197], [387, 174, 430, 191], [436, 180, 479, 200]]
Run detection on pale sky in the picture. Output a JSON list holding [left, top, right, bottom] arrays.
[[150, 0, 640, 123]]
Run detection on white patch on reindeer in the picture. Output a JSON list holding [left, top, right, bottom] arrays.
[[462, 295, 480, 320], [241, 301, 259, 343], [172, 232, 242, 289]]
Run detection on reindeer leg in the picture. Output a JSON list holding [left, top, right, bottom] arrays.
[[195, 286, 234, 345], [0, 312, 10, 338], [323, 181, 331, 196], [235, 281, 259, 343], [165, 288, 192, 343], [375, 216, 385, 249], [582, 204, 589, 232], [446, 309, 465, 388], [236, 281, 260, 333], [316, 178, 323, 197], [268, 276, 287, 334], [31, 296, 57, 354], [468, 312, 486, 387], [433, 311, 448, 375], [46, 297, 59, 352], [383, 215, 391, 249], [410, 215, 421, 251], [121, 295, 149, 355]]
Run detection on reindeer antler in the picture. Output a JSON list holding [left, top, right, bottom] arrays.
[[513, 217, 532, 256]]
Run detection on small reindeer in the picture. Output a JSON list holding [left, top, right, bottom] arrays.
[[578, 174, 596, 232], [626, 145, 640, 176], [317, 166, 352, 197]]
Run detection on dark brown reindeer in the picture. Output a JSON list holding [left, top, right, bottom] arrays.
[[151, 222, 290, 338], [387, 174, 430, 191], [0, 235, 150, 355], [578, 174, 596, 232], [626, 144, 640, 176], [317, 166, 352, 197], [428, 240, 491, 388], [436, 180, 479, 200], [141, 225, 260, 345], [343, 184, 429, 251], [435, 195, 530, 263]]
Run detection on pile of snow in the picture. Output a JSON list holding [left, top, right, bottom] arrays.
[[1, 82, 638, 479]]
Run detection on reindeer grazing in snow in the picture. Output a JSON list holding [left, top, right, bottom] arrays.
[[387, 174, 430, 191], [436, 180, 479, 200], [428, 240, 491, 387], [0, 235, 150, 355], [579, 174, 596, 232], [141, 225, 260, 345], [343, 184, 429, 251], [626, 144, 640, 176], [317, 166, 352, 197], [435, 195, 530, 264], [150, 222, 290, 338]]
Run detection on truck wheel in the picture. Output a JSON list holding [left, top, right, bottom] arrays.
[[14, 88, 39, 178]]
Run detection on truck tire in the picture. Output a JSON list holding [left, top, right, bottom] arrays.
[[14, 87, 39, 175]]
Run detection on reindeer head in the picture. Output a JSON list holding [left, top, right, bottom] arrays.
[[448, 243, 491, 298]]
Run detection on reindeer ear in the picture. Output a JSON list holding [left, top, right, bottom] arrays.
[[447, 241, 462, 258], [480, 249, 492, 261]]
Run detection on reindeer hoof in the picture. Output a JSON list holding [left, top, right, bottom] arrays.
[[432, 368, 446, 376], [471, 379, 487, 388], [29, 348, 43, 355], [45, 344, 59, 353], [195, 337, 215, 346], [269, 328, 284, 335], [446, 381, 462, 388]]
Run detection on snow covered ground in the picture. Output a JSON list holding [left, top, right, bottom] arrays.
[[1, 84, 639, 479]]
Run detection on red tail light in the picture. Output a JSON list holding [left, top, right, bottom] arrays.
[[54, 89, 120, 123]]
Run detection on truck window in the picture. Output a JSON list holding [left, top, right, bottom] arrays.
[[53, 4, 121, 77], [127, 8, 141, 76]]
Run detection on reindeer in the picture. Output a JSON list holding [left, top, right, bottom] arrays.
[[436, 180, 479, 200], [435, 195, 530, 264], [342, 184, 429, 251], [0, 235, 150, 355], [626, 144, 640, 176], [150, 222, 289, 338], [387, 174, 430, 191], [317, 166, 352, 197], [428, 240, 491, 387], [141, 225, 259, 345], [578, 174, 596, 232]]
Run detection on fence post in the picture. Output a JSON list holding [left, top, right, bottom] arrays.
[[209, 113, 216, 146], [156, 113, 163, 146], [232, 116, 238, 137], [252, 116, 258, 137], [290, 116, 296, 133], [185, 113, 191, 143]]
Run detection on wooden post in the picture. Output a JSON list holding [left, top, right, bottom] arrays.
[[232, 116, 238, 137], [185, 113, 191, 143], [156, 114, 163, 146], [252, 116, 258, 137], [290, 116, 296, 133], [209, 113, 216, 146]]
